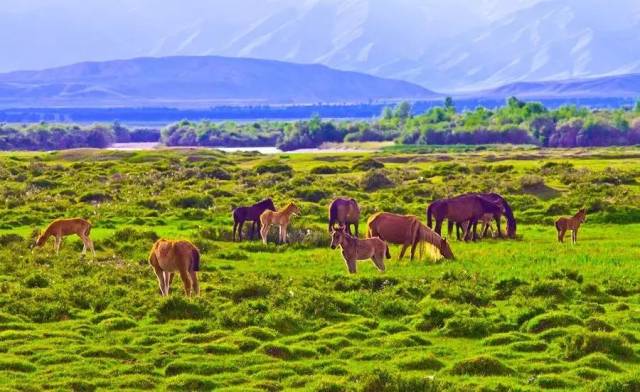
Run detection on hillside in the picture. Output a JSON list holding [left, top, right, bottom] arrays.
[[0, 56, 438, 107], [477, 73, 640, 99]]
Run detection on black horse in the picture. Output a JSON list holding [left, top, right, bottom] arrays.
[[232, 198, 276, 241]]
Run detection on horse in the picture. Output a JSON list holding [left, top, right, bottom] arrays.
[[555, 208, 586, 244], [476, 193, 517, 239], [452, 213, 495, 240], [260, 202, 301, 244], [367, 212, 454, 261], [148, 239, 200, 296], [232, 198, 276, 241], [330, 226, 388, 274], [328, 198, 360, 236], [34, 218, 95, 258], [427, 194, 502, 241]]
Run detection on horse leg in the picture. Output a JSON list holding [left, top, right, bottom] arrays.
[[345, 257, 357, 274], [572, 229, 577, 244], [372, 255, 385, 272], [434, 219, 443, 236], [54, 235, 62, 255], [494, 216, 503, 239], [410, 240, 419, 261], [280, 224, 288, 244], [163, 271, 171, 295], [79, 234, 87, 255], [178, 267, 192, 296], [558, 228, 566, 243], [399, 243, 409, 260], [232, 222, 237, 241], [260, 223, 269, 244], [238, 221, 244, 241], [152, 265, 167, 296], [190, 271, 199, 296], [447, 220, 454, 238]]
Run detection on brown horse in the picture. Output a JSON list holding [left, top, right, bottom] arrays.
[[260, 202, 301, 244], [367, 212, 454, 260], [148, 239, 200, 296], [328, 197, 360, 236], [555, 208, 586, 244], [330, 226, 388, 274], [427, 194, 502, 241], [232, 198, 276, 241], [34, 218, 95, 258]]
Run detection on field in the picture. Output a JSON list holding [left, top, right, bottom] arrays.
[[1, 146, 640, 391]]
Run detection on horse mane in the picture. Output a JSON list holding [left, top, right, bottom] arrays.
[[416, 221, 445, 260]]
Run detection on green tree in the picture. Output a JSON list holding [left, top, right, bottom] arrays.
[[444, 96, 455, 112], [381, 106, 393, 120], [394, 101, 412, 120]]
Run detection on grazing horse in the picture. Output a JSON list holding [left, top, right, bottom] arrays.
[[232, 198, 276, 241], [367, 212, 454, 261], [427, 195, 502, 241], [148, 239, 200, 296], [34, 218, 95, 258], [328, 197, 360, 236], [555, 209, 586, 244], [260, 203, 301, 244], [330, 226, 388, 274]]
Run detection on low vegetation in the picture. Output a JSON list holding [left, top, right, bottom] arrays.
[[0, 147, 639, 390]]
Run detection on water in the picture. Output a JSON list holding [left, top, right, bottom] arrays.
[[106, 143, 372, 154]]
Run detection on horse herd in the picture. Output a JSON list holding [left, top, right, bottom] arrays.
[[29, 193, 587, 297]]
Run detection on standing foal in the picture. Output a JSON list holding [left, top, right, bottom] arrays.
[[555, 208, 586, 244], [259, 203, 300, 244], [330, 226, 388, 274]]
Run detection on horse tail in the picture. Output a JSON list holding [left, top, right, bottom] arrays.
[[385, 242, 391, 259], [426, 204, 433, 228], [191, 248, 201, 272], [328, 201, 338, 232], [554, 219, 562, 231]]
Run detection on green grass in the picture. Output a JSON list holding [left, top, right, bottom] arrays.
[[0, 147, 639, 390]]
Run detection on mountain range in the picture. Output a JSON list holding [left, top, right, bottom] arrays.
[[1, 0, 639, 91], [0, 56, 437, 107]]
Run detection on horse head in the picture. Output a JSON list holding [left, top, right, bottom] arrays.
[[330, 225, 347, 249], [439, 238, 455, 260]]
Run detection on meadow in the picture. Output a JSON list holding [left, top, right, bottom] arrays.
[[0, 146, 640, 391]]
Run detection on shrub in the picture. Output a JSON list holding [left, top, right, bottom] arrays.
[[155, 297, 209, 322], [449, 356, 514, 376], [395, 353, 444, 371], [351, 158, 384, 171], [256, 161, 293, 175], [564, 332, 635, 360], [171, 194, 213, 209], [24, 273, 49, 288], [441, 316, 492, 338], [360, 170, 394, 191], [525, 312, 583, 333]]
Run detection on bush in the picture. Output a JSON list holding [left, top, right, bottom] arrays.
[[352, 158, 384, 171], [564, 332, 635, 360], [449, 356, 514, 376], [360, 170, 394, 191], [441, 316, 492, 338], [171, 194, 213, 209], [525, 312, 583, 333], [256, 161, 293, 175]]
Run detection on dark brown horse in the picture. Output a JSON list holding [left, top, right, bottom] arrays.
[[328, 198, 360, 236], [232, 198, 276, 241], [427, 194, 502, 241], [447, 193, 517, 240]]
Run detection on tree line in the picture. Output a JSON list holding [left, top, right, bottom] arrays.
[[1, 97, 640, 150]]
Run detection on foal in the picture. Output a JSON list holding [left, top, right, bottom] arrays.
[[555, 208, 586, 244], [260, 203, 300, 244], [34, 218, 95, 258], [330, 226, 388, 274], [148, 239, 200, 296]]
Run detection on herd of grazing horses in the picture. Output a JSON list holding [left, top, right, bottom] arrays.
[[30, 193, 587, 296]]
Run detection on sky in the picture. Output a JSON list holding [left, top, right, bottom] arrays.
[[1, 0, 638, 91]]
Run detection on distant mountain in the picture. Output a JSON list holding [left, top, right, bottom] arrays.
[[0, 56, 438, 107], [473, 73, 640, 99], [2, 0, 639, 92]]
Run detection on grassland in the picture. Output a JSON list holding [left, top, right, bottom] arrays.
[[0, 146, 640, 391]]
